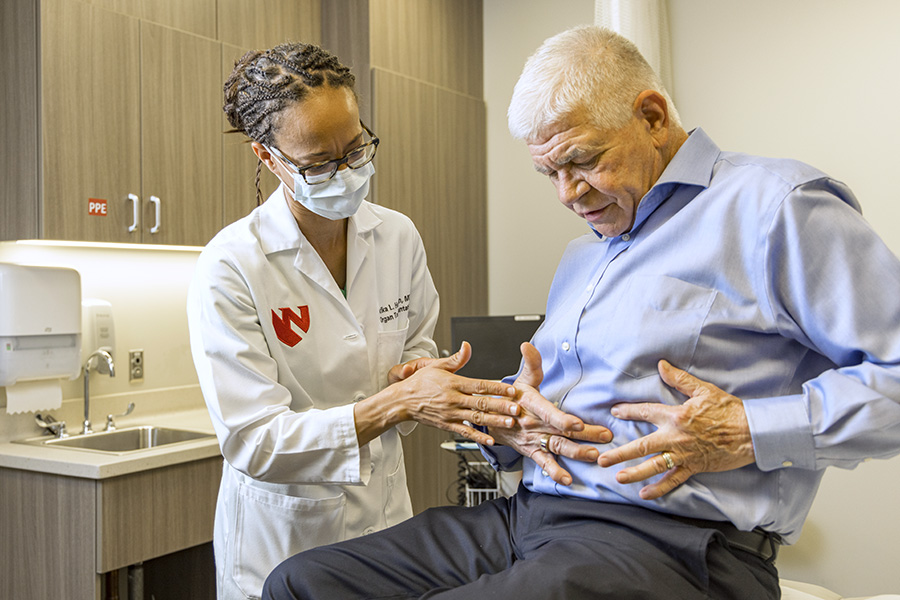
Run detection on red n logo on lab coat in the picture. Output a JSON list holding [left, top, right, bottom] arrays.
[[272, 306, 310, 347]]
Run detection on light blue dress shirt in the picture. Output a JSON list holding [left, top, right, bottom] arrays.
[[483, 128, 900, 543]]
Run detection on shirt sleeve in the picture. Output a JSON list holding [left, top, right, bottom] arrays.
[[187, 246, 369, 486], [744, 179, 900, 471]]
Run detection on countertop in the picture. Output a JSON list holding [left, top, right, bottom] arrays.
[[0, 407, 221, 479]]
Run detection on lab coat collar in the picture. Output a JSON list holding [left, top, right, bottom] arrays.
[[257, 183, 384, 256]]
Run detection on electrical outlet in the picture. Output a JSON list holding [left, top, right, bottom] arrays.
[[129, 349, 144, 382]]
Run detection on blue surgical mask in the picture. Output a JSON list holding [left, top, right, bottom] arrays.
[[269, 149, 374, 220]]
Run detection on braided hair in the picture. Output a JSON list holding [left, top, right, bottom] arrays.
[[223, 42, 356, 205]]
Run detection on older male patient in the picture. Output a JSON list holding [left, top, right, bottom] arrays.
[[262, 26, 900, 600]]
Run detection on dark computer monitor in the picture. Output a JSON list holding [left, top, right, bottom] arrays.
[[450, 314, 544, 380]]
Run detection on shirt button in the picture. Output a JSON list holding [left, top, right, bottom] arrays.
[[355, 393, 366, 402], [363, 527, 375, 535], [561, 342, 570, 351], [782, 460, 793, 467], [622, 234, 631, 241]]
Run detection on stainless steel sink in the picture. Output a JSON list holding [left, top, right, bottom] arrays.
[[14, 426, 215, 454]]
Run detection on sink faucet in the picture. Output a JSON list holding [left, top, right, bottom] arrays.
[[83, 349, 115, 434]]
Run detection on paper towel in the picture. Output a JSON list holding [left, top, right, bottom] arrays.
[[5, 379, 63, 414]]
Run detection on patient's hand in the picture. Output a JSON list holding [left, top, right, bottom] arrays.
[[488, 342, 613, 485], [598, 360, 755, 499]]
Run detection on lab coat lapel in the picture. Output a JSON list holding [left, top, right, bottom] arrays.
[[345, 202, 381, 294]]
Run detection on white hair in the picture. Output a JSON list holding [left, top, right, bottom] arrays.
[[508, 26, 681, 141]]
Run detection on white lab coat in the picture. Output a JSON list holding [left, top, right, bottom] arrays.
[[187, 186, 439, 600]]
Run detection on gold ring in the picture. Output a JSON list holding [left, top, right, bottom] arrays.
[[661, 451, 675, 470], [539, 433, 552, 453]]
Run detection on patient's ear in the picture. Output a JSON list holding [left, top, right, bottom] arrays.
[[633, 90, 670, 147]]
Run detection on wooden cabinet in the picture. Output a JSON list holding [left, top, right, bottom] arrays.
[[139, 21, 223, 246], [0, 0, 319, 245], [0, 458, 221, 600], [2, 0, 222, 245]]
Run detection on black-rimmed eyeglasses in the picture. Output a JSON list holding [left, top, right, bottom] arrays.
[[268, 122, 379, 185]]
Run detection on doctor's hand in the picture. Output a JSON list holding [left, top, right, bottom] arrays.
[[487, 343, 613, 486], [598, 360, 756, 500], [356, 342, 521, 447], [386, 341, 473, 384]]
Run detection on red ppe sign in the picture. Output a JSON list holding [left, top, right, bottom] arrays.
[[88, 198, 108, 216]]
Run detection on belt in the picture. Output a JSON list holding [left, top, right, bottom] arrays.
[[668, 515, 782, 563]]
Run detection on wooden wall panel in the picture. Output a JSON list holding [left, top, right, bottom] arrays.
[[328, 0, 485, 513], [371, 68, 486, 353], [369, 0, 483, 98], [321, 0, 372, 125], [218, 0, 321, 50], [77, 0, 216, 39], [372, 67, 487, 512], [0, 0, 40, 241]]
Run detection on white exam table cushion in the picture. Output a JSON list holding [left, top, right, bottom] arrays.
[[781, 579, 900, 600]]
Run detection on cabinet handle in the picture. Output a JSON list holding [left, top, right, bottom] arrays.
[[149, 196, 161, 234], [128, 194, 140, 232]]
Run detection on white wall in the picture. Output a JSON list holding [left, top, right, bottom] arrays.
[[672, 2, 900, 596], [483, 0, 595, 316], [670, 0, 900, 257], [484, 0, 900, 595]]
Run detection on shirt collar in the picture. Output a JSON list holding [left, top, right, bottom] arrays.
[[258, 183, 382, 255], [624, 127, 721, 236]]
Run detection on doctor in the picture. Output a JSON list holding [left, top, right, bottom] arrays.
[[187, 42, 534, 600]]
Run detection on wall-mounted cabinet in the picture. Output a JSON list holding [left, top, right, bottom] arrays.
[[0, 0, 317, 246]]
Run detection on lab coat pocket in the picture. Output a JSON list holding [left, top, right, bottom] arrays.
[[376, 326, 409, 388], [231, 483, 346, 598], [598, 275, 716, 379]]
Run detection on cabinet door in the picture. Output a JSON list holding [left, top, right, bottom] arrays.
[[41, 0, 142, 243], [141, 23, 223, 246], [97, 458, 221, 572]]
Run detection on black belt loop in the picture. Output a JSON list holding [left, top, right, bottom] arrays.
[[667, 514, 782, 563]]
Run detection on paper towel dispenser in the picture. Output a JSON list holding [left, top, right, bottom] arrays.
[[0, 263, 82, 387]]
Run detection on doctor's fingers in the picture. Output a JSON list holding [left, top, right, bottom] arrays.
[[428, 341, 473, 374]]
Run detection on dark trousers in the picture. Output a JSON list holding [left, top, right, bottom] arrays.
[[263, 486, 780, 600]]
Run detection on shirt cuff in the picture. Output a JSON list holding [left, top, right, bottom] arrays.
[[743, 393, 816, 471]]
